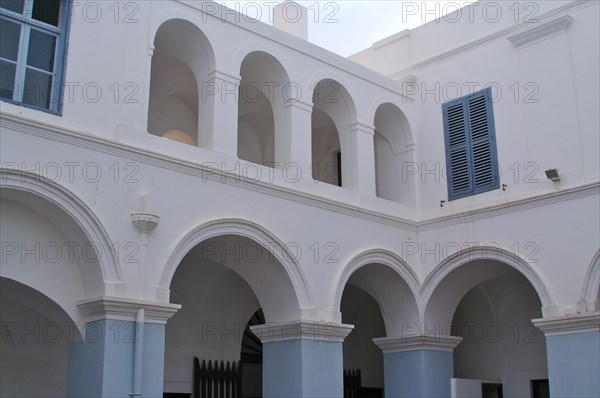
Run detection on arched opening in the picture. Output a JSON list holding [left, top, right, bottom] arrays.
[[312, 108, 341, 185], [341, 284, 386, 394], [425, 259, 549, 398], [163, 234, 304, 396], [241, 309, 265, 397], [312, 79, 356, 187], [238, 51, 290, 167], [373, 103, 414, 204], [339, 259, 420, 396], [147, 19, 214, 148], [0, 277, 82, 397], [0, 187, 106, 316], [581, 250, 600, 312]]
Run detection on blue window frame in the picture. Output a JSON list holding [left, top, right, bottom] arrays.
[[442, 87, 499, 200], [0, 0, 71, 114]]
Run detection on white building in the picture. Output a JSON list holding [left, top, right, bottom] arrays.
[[0, 1, 598, 397]]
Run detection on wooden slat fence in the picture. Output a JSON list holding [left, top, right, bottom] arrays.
[[193, 357, 242, 398], [344, 369, 361, 398]]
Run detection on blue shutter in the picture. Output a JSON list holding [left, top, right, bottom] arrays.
[[443, 97, 473, 199], [443, 87, 499, 200], [469, 88, 499, 193]]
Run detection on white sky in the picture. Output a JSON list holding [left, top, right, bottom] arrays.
[[220, 1, 476, 56]]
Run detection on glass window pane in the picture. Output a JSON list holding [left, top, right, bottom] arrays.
[[32, 0, 61, 26], [0, 0, 25, 14], [27, 29, 56, 72], [0, 60, 17, 100], [23, 68, 52, 108], [0, 19, 21, 61]]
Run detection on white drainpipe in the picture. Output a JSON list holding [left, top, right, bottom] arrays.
[[131, 308, 145, 397]]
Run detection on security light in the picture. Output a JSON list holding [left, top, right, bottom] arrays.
[[545, 169, 560, 182]]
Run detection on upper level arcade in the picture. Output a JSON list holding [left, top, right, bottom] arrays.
[[1, 0, 598, 222]]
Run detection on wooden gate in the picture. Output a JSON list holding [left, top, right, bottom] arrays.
[[193, 358, 242, 398], [344, 369, 361, 398]]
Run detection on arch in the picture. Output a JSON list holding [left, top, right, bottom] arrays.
[[149, 12, 217, 68], [334, 249, 421, 335], [0, 277, 83, 341], [158, 218, 312, 311], [233, 42, 293, 80], [1, 277, 82, 396], [148, 18, 216, 148], [373, 102, 415, 204], [309, 74, 358, 126], [368, 95, 415, 142], [374, 102, 413, 151], [421, 246, 553, 325], [334, 249, 420, 309], [237, 51, 291, 167], [311, 77, 357, 188], [308, 70, 358, 107], [0, 169, 123, 292], [581, 249, 600, 311]]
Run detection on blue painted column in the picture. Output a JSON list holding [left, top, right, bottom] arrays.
[[373, 335, 462, 398], [67, 297, 180, 398], [534, 313, 600, 398], [251, 321, 354, 398]]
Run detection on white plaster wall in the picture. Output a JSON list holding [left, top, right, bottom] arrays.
[[0, 2, 598, 394], [351, 1, 599, 217], [1, 114, 597, 318]]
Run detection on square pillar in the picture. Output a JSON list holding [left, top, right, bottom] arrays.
[[251, 321, 353, 398], [533, 312, 600, 398], [281, 100, 313, 180], [67, 297, 179, 398], [350, 122, 377, 195], [374, 335, 462, 398], [204, 70, 241, 157]]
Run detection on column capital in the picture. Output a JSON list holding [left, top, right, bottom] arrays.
[[77, 296, 181, 325], [532, 312, 600, 336], [350, 121, 376, 135], [373, 335, 462, 353], [250, 321, 354, 343], [208, 69, 241, 84], [284, 99, 313, 113]]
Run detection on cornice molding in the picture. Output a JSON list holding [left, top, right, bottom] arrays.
[[532, 312, 600, 337], [174, 1, 410, 100], [507, 16, 572, 48], [1, 113, 598, 232], [373, 335, 463, 353], [419, 182, 600, 231], [0, 113, 418, 231], [77, 296, 181, 325], [391, 0, 593, 79], [250, 321, 354, 343]]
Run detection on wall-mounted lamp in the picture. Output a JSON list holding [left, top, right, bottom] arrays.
[[545, 168, 560, 182]]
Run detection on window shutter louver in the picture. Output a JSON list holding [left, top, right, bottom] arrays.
[[443, 87, 499, 200], [443, 98, 474, 199]]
